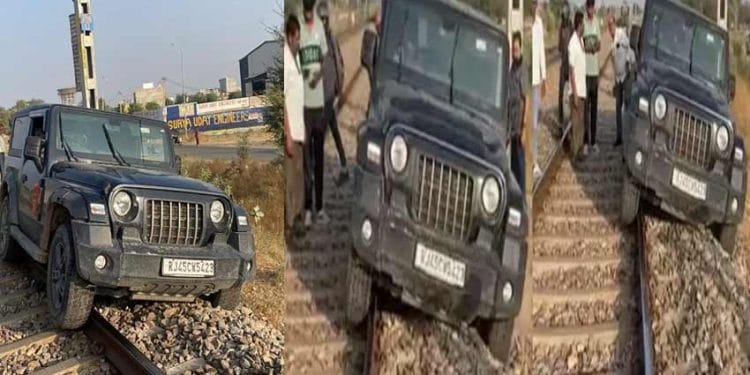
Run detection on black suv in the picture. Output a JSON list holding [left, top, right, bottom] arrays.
[[0, 105, 255, 329], [346, 0, 527, 360], [621, 0, 745, 251]]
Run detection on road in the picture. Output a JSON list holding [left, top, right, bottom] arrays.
[[175, 144, 279, 161]]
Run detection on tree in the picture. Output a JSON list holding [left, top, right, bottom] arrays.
[[228, 91, 243, 99], [189, 92, 208, 104], [264, 17, 284, 149], [175, 94, 188, 104], [128, 102, 144, 114], [0, 98, 45, 134], [205, 92, 219, 103], [145, 101, 161, 111]]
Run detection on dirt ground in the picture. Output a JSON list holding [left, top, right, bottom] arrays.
[[179, 127, 275, 147], [182, 158, 285, 330]]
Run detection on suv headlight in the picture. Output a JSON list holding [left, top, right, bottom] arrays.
[[390, 135, 408, 173], [653, 94, 667, 121], [717, 124, 729, 152], [112, 191, 133, 218], [481, 176, 501, 214], [210, 200, 226, 224]]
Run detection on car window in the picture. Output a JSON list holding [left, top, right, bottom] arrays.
[[10, 117, 31, 152]]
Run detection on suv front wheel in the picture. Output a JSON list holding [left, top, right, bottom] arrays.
[[481, 318, 514, 362], [210, 285, 242, 309], [716, 223, 737, 255], [47, 222, 94, 330], [621, 173, 640, 225], [345, 251, 371, 327]]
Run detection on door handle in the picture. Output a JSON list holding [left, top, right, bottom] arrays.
[[21, 175, 27, 183]]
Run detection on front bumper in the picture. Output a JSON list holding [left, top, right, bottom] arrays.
[[350, 165, 526, 323], [624, 112, 744, 225], [73, 220, 254, 297]]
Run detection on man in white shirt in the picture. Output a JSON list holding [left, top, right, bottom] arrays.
[[531, 0, 546, 180], [284, 15, 305, 231], [569, 10, 587, 158], [601, 19, 635, 146], [583, 0, 601, 155]]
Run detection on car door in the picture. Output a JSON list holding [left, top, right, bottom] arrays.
[[18, 111, 47, 245]]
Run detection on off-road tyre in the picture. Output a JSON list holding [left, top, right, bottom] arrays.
[[211, 285, 242, 310], [0, 195, 22, 262], [621, 173, 640, 225], [47, 222, 94, 330], [717, 223, 738, 255], [345, 251, 371, 327], [483, 318, 514, 363]]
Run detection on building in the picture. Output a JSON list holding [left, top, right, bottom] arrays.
[[219, 77, 240, 94], [238, 40, 281, 97], [69, 0, 99, 109], [58, 87, 78, 106], [133, 82, 166, 106]]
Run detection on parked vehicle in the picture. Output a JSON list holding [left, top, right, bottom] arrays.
[[621, 0, 745, 252], [346, 0, 527, 361], [0, 105, 255, 329]]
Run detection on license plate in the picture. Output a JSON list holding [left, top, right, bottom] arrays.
[[414, 243, 466, 288], [671, 168, 707, 201], [161, 258, 214, 277]]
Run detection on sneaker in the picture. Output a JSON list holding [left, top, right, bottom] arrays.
[[304, 210, 313, 228], [316, 210, 331, 225], [583, 145, 590, 156], [593, 144, 600, 154], [533, 164, 542, 179], [337, 169, 350, 186]]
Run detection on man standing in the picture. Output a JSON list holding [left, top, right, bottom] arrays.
[[318, 1, 349, 185], [569, 10, 587, 158], [557, 2, 572, 129], [530, 0, 547, 180], [508, 31, 530, 194], [583, 0, 601, 155], [601, 17, 635, 146], [300, 0, 330, 226], [284, 15, 305, 232]]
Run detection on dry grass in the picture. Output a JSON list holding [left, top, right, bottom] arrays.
[[182, 157, 285, 330], [180, 128, 275, 147]]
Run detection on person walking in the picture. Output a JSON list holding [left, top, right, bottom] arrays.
[[530, 0, 547, 181], [569, 10, 587, 158], [318, 0, 349, 185], [558, 2, 572, 129], [299, 0, 330, 227], [508, 31, 530, 194], [583, 0, 601, 155], [284, 14, 306, 233]]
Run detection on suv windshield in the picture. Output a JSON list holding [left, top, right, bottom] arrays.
[[381, 0, 504, 117], [643, 3, 727, 87], [58, 110, 173, 169]]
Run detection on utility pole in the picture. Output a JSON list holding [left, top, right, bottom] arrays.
[[69, 0, 99, 109], [171, 43, 186, 104]]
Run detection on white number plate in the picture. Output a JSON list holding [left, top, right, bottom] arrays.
[[672, 168, 707, 201], [161, 258, 215, 277], [414, 243, 466, 288]]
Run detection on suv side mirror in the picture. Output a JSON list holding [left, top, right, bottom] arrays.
[[361, 28, 378, 81], [629, 25, 640, 54], [24, 136, 43, 169], [730, 74, 736, 101]]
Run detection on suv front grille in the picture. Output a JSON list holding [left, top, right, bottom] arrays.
[[671, 107, 712, 169], [144, 200, 204, 245], [413, 155, 474, 240]]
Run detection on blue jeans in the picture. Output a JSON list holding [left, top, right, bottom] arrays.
[[531, 85, 541, 167], [511, 136, 525, 194]]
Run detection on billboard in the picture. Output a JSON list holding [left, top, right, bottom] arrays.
[[165, 97, 269, 132]]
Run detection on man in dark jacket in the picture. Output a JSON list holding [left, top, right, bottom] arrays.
[[508, 31, 529, 194], [318, 0, 348, 184], [557, 1, 572, 129]]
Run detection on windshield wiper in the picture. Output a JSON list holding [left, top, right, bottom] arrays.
[[396, 11, 409, 82], [101, 124, 130, 167], [58, 117, 79, 162], [448, 28, 460, 104]]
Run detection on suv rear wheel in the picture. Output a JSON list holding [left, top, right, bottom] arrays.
[[0, 195, 22, 262], [210, 285, 242, 310], [346, 251, 371, 327], [47, 222, 94, 330]]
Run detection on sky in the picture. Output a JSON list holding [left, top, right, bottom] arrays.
[[0, 0, 281, 107]]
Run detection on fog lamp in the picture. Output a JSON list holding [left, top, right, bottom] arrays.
[[502, 282, 513, 303], [731, 198, 739, 214], [94, 255, 107, 270]]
